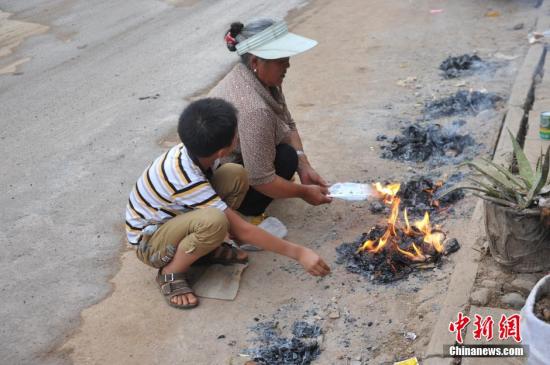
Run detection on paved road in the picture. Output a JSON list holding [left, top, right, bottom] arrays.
[[0, 1, 304, 363]]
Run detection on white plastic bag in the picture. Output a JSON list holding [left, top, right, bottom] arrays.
[[258, 216, 287, 238], [239, 217, 287, 251], [328, 182, 374, 201], [520, 274, 550, 365]]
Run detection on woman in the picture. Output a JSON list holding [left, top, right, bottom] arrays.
[[209, 19, 332, 223]]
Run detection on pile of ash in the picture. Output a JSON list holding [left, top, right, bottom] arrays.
[[335, 231, 460, 284], [378, 120, 476, 164], [439, 54, 484, 79], [245, 321, 322, 365], [423, 90, 502, 119]]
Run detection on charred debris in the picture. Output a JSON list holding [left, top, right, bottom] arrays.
[[244, 321, 323, 365], [378, 120, 476, 165], [336, 231, 460, 284], [423, 90, 502, 120], [439, 54, 484, 79], [369, 175, 465, 218]]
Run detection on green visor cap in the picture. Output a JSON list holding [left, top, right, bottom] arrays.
[[236, 21, 317, 59]]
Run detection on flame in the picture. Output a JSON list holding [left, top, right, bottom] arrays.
[[374, 182, 401, 204], [396, 243, 425, 262], [403, 208, 413, 235], [413, 212, 444, 253], [388, 197, 400, 226], [414, 212, 430, 233], [375, 229, 391, 252], [424, 231, 445, 253], [358, 186, 445, 260]]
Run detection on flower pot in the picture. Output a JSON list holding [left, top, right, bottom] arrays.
[[484, 201, 550, 272], [520, 275, 550, 365]]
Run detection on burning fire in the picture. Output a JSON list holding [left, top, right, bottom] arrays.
[[373, 182, 400, 204], [357, 183, 445, 262]]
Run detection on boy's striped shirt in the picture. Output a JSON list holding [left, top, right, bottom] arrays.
[[125, 143, 227, 245]]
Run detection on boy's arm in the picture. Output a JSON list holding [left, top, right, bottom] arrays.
[[224, 208, 330, 277]]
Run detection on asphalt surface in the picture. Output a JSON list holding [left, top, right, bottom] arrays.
[[0, 1, 305, 363]]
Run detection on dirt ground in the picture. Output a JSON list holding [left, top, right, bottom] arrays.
[[55, 0, 541, 364]]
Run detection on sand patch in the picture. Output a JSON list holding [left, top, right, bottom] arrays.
[[0, 10, 49, 74]]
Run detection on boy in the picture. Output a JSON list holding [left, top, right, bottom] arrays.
[[125, 98, 330, 309]]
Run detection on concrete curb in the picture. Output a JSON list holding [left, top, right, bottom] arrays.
[[493, 44, 546, 167], [423, 22, 548, 365], [507, 44, 545, 110], [423, 201, 484, 363]]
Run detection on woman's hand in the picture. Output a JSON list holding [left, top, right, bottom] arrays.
[[298, 165, 328, 187], [297, 247, 331, 276], [301, 185, 332, 205]]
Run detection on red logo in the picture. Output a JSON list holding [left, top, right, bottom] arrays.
[[449, 312, 471, 344], [472, 314, 494, 341], [498, 314, 521, 343], [449, 313, 521, 343]]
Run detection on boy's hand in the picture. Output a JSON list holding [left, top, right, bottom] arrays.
[[301, 185, 332, 206], [297, 247, 331, 276]]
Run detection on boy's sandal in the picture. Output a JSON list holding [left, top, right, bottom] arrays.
[[156, 271, 198, 310], [195, 242, 249, 266]]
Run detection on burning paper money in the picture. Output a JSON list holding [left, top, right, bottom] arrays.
[[328, 182, 376, 201]]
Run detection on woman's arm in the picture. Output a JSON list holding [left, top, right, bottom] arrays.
[[287, 130, 328, 186], [254, 175, 332, 205]]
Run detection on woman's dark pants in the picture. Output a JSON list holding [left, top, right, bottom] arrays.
[[237, 144, 298, 216]]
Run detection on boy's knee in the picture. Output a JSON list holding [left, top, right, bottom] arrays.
[[213, 163, 249, 209], [221, 163, 249, 190], [196, 208, 229, 244]]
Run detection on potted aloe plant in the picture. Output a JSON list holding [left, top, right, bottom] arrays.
[[440, 130, 550, 272]]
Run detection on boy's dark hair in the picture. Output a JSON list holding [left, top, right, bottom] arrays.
[[178, 98, 238, 157]]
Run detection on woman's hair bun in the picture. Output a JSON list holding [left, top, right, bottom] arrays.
[[229, 22, 244, 37], [224, 22, 243, 52]]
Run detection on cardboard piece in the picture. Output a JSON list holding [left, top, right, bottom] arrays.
[[188, 263, 248, 300]]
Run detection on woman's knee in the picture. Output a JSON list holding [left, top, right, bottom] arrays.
[[275, 144, 298, 180]]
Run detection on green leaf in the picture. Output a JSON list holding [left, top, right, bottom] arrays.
[[466, 177, 518, 202], [535, 146, 550, 193], [434, 184, 493, 200], [508, 129, 534, 182], [542, 145, 550, 184], [521, 146, 550, 208], [479, 157, 530, 190], [465, 160, 522, 195], [516, 175, 532, 189], [540, 184, 550, 195], [472, 193, 520, 209]]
